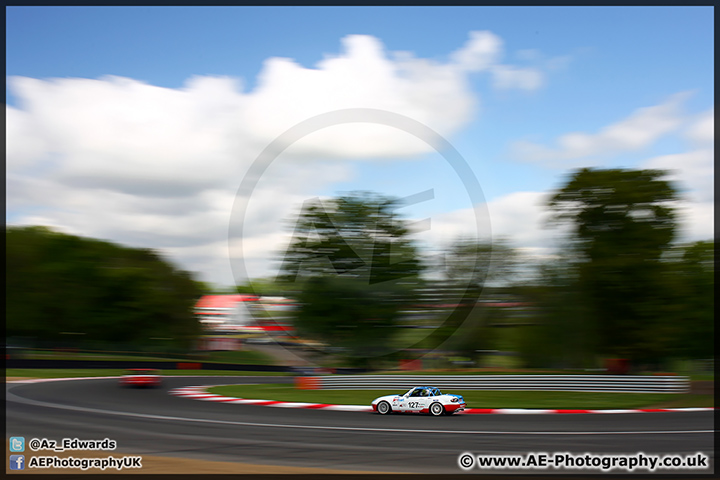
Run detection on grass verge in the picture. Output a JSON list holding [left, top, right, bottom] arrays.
[[208, 384, 713, 409]]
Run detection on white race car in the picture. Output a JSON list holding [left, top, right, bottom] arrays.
[[371, 386, 466, 416]]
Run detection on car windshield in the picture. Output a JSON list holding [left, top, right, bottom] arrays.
[[404, 387, 435, 397], [402, 387, 442, 396]]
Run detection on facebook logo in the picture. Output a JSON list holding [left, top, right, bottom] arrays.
[[9, 436, 25, 452], [9, 454, 25, 470]]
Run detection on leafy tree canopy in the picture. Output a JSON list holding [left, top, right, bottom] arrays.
[[442, 237, 517, 288], [279, 192, 423, 285], [6, 226, 203, 351], [277, 192, 424, 360], [546, 168, 681, 363], [548, 168, 678, 261]]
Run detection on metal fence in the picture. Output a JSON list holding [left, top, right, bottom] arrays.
[[314, 375, 689, 393]]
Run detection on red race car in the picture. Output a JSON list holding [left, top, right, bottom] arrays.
[[119, 368, 162, 388]]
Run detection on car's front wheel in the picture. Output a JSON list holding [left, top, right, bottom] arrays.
[[377, 401, 391, 415], [429, 402, 444, 416]]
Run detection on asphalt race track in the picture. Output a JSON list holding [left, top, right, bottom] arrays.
[[6, 376, 715, 474]]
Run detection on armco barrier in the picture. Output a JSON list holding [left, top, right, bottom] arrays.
[[312, 375, 689, 393]]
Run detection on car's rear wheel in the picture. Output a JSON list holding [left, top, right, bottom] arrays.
[[430, 402, 444, 416], [377, 401, 391, 415]]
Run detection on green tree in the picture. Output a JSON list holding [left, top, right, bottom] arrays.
[[443, 237, 517, 287], [659, 241, 714, 359], [235, 277, 290, 297], [546, 168, 679, 365], [515, 255, 597, 369], [278, 192, 424, 361], [279, 192, 422, 284], [294, 276, 411, 358], [6, 226, 203, 351], [435, 238, 518, 363], [442, 305, 499, 367]]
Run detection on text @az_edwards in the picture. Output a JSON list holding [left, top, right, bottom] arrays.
[[28, 437, 116, 452]]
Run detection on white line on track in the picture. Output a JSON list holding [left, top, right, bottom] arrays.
[[6, 385, 713, 437]]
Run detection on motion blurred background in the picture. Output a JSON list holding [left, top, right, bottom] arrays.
[[6, 6, 713, 377]]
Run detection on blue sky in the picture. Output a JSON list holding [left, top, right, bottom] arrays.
[[6, 6, 714, 286]]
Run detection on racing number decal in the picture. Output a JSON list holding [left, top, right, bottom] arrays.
[[408, 402, 420, 409]]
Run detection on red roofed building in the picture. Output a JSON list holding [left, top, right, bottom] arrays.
[[195, 294, 259, 331]]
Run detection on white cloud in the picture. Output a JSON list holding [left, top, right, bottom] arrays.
[[7, 75, 248, 197], [8, 32, 551, 285], [412, 191, 564, 255], [452, 30, 545, 91], [683, 108, 714, 146], [512, 92, 691, 166], [491, 65, 544, 90], [506, 95, 712, 247], [6, 107, 50, 168], [240, 34, 478, 156], [674, 200, 714, 242], [484, 191, 557, 248], [407, 190, 572, 285], [8, 31, 547, 189], [640, 108, 714, 242], [642, 149, 713, 203], [451, 30, 503, 72], [416, 206, 484, 249]]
